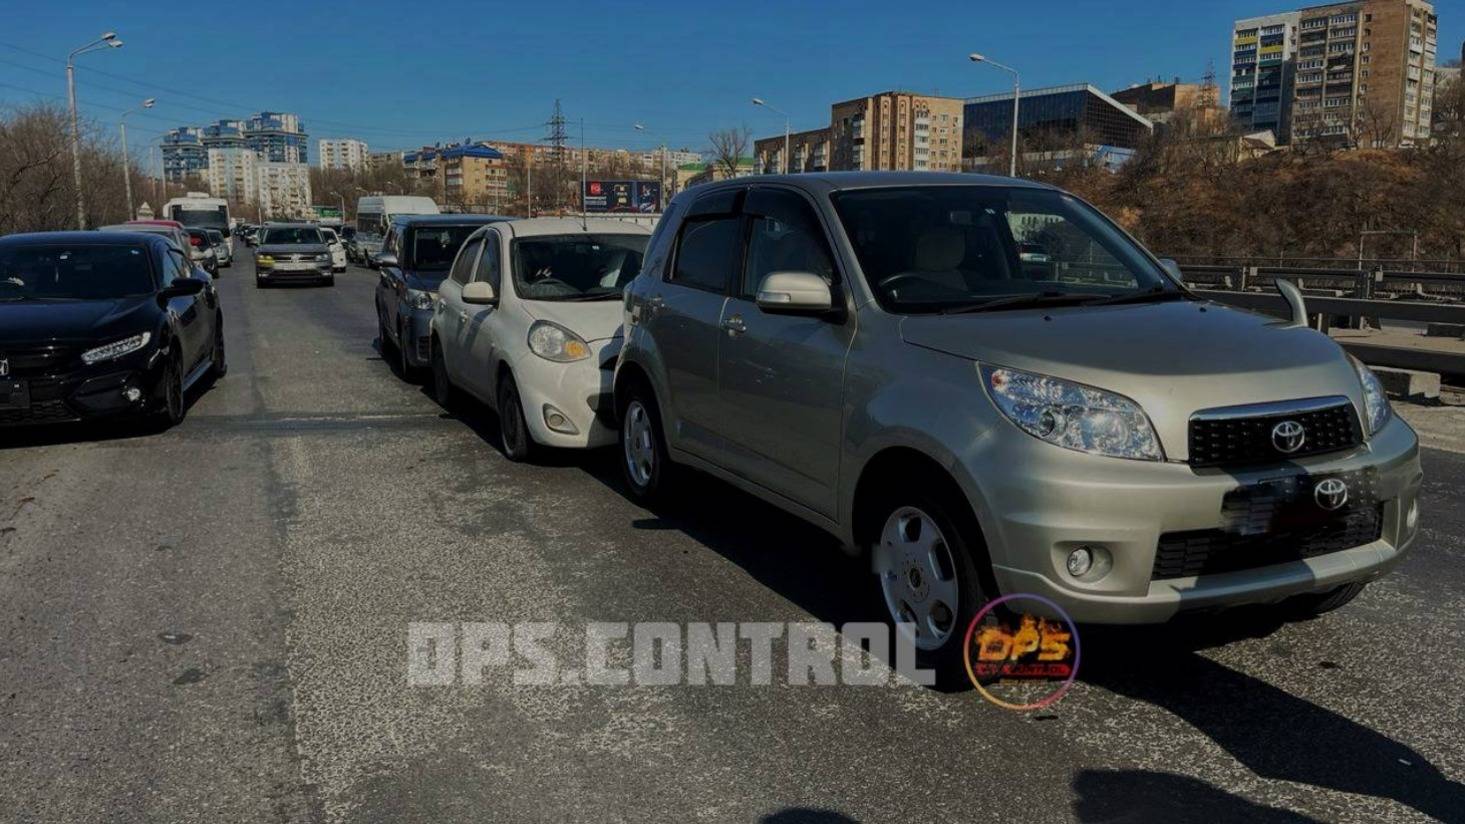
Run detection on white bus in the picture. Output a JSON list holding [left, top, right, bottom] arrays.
[[163, 192, 231, 234], [354, 195, 439, 264]]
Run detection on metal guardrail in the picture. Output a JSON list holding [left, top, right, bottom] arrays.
[[1183, 263, 1465, 377]]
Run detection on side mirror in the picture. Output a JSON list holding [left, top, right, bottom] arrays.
[[1159, 258, 1184, 285], [161, 277, 207, 298], [462, 281, 497, 305], [374, 252, 399, 268], [755, 271, 832, 315]]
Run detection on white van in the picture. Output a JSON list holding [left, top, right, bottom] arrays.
[[354, 195, 439, 266]]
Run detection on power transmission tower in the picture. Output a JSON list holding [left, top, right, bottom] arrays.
[[545, 100, 569, 168]]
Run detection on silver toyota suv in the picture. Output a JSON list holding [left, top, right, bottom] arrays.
[[614, 172, 1422, 672]]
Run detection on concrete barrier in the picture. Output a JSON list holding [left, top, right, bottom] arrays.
[[1371, 366, 1441, 400]]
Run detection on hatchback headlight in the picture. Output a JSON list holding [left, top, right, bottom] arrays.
[[82, 332, 152, 365], [982, 365, 1164, 461], [1352, 357, 1391, 435], [407, 289, 435, 310], [527, 320, 590, 362]]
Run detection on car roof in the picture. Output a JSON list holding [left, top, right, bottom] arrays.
[[126, 219, 186, 228], [391, 214, 512, 228], [496, 217, 653, 238], [0, 230, 171, 250], [260, 223, 319, 229], [688, 171, 1056, 197]]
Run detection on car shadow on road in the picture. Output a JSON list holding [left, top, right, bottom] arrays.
[[0, 378, 223, 450], [1079, 613, 1465, 823], [760, 808, 862, 824], [1070, 768, 1323, 823]]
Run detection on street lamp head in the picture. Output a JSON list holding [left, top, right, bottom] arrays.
[[969, 53, 985, 63], [633, 123, 645, 131], [752, 98, 766, 106], [107, 39, 123, 48], [101, 32, 117, 41], [142, 98, 155, 108]]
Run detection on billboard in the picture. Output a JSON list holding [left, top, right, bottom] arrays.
[[582, 180, 662, 214]]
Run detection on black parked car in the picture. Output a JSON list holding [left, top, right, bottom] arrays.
[[0, 231, 226, 428]]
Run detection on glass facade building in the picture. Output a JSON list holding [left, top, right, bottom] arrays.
[[160, 127, 207, 183], [962, 84, 1153, 160]]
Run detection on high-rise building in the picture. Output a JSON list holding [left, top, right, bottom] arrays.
[[205, 147, 258, 205], [1231, 0, 1440, 147], [161, 127, 207, 183], [201, 119, 246, 151], [438, 145, 510, 211], [319, 138, 369, 172], [753, 91, 963, 174], [245, 112, 308, 163], [255, 161, 312, 219]]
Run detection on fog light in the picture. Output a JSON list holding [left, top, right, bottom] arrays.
[[123, 387, 142, 403], [542, 405, 578, 435], [1406, 500, 1419, 533], [1066, 546, 1094, 578]]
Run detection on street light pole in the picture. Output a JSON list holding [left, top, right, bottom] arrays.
[[752, 98, 791, 174], [119, 97, 155, 220], [969, 53, 1020, 178], [66, 32, 123, 229]]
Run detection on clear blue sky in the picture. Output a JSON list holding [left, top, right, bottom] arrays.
[[1, 0, 1461, 156]]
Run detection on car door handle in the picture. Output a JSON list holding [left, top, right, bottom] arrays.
[[722, 315, 746, 336]]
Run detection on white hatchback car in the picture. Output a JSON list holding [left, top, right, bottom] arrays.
[[430, 218, 652, 459], [320, 227, 348, 273]]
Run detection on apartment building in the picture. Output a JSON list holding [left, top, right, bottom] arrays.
[[1231, 0, 1440, 146], [205, 147, 258, 206], [161, 127, 207, 182], [255, 161, 312, 220], [319, 138, 370, 172], [754, 128, 832, 174], [245, 112, 309, 163], [438, 145, 511, 211], [831, 92, 965, 172]]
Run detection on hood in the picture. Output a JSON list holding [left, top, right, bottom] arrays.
[[403, 271, 449, 292], [520, 298, 625, 342], [0, 296, 156, 346], [257, 243, 329, 256], [899, 300, 1366, 462]]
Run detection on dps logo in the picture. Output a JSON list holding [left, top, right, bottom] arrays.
[[963, 593, 1080, 711]]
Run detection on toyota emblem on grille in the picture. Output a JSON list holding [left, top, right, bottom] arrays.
[[1314, 478, 1349, 511], [0, 357, 7, 377], [1271, 420, 1306, 453]]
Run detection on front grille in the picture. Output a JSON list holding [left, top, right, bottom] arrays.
[[1152, 468, 1383, 580], [0, 399, 76, 426], [416, 337, 431, 361], [1189, 398, 1361, 467], [0, 345, 79, 377]]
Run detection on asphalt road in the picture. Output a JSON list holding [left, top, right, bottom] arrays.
[[2, 257, 1463, 823]]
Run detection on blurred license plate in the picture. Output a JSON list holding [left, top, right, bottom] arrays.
[[276, 261, 313, 271], [0, 379, 29, 410]]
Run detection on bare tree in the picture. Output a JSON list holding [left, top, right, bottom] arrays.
[[708, 127, 751, 180]]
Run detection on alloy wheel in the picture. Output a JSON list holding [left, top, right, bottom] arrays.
[[622, 400, 656, 489]]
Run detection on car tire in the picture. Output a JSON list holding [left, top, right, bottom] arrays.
[[255, 277, 267, 289], [323, 275, 335, 287], [1281, 581, 1367, 618], [618, 381, 673, 503], [378, 312, 397, 363], [431, 338, 456, 408], [397, 321, 417, 383], [869, 485, 994, 684], [210, 316, 228, 380], [153, 355, 187, 428], [497, 372, 536, 462]]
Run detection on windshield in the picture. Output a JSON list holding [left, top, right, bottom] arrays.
[[321, 229, 338, 242], [206, 230, 224, 244], [169, 207, 228, 231], [0, 243, 155, 300], [261, 227, 323, 245], [409, 225, 484, 271], [829, 186, 1178, 314], [511, 234, 648, 301]]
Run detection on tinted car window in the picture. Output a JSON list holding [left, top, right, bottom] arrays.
[[409, 225, 483, 271], [0, 243, 155, 299], [449, 237, 482, 285], [473, 232, 502, 293], [671, 217, 740, 293], [261, 227, 323, 245], [742, 189, 835, 298], [511, 234, 648, 301]]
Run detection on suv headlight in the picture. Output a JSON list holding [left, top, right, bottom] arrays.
[[82, 332, 152, 365], [982, 365, 1164, 461], [1352, 357, 1391, 435], [407, 289, 435, 310], [315, 253, 331, 262], [255, 254, 274, 268], [527, 320, 590, 362]]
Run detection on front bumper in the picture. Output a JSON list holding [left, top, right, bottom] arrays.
[[509, 339, 620, 450], [0, 354, 167, 426], [257, 262, 333, 282], [967, 414, 1423, 624], [401, 308, 435, 367]]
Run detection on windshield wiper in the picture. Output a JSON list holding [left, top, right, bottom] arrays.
[[939, 291, 1105, 315], [1081, 286, 1188, 307]]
